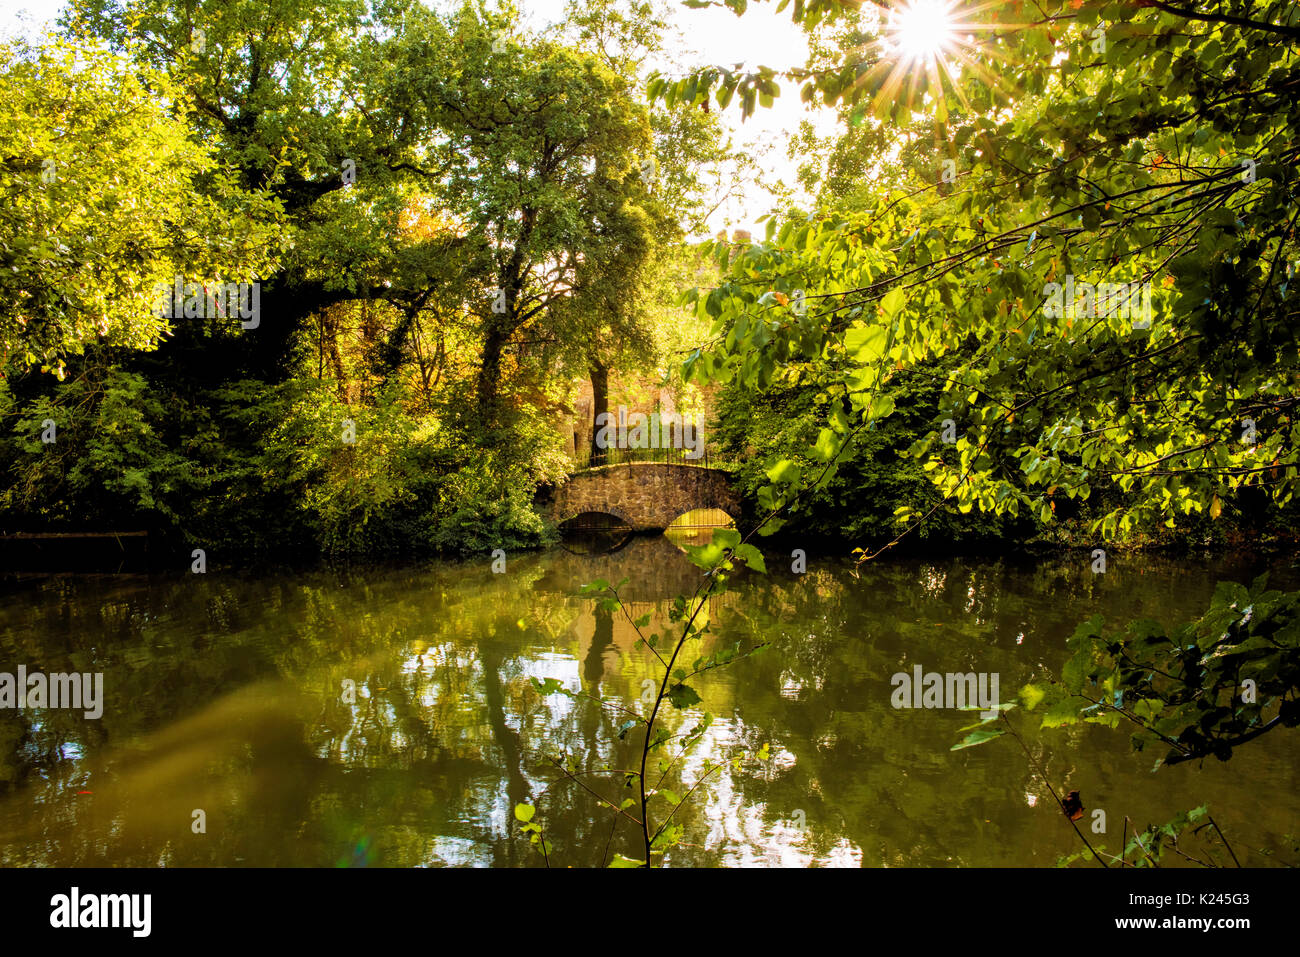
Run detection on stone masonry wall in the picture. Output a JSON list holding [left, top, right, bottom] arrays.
[[542, 464, 741, 532]]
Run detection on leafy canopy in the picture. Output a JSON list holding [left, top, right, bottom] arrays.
[[663, 0, 1300, 541]]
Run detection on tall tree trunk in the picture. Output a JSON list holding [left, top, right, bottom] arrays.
[[476, 322, 509, 422], [589, 356, 609, 466], [326, 311, 346, 397], [475, 210, 536, 422], [480, 639, 530, 867]]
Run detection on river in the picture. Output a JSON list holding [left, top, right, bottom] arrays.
[[1, 533, 1296, 867]]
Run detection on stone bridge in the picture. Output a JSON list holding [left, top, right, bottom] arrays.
[[539, 463, 741, 532]]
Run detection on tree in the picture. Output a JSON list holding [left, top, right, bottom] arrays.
[[648, 1, 1300, 856], [61, 0, 451, 380], [400, 4, 660, 420], [0, 38, 276, 373]]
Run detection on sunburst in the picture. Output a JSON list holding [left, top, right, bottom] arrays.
[[888, 0, 958, 65], [846, 1, 1023, 121]]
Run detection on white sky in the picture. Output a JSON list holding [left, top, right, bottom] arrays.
[[519, 0, 840, 233], [2, 0, 840, 234], [0, 0, 62, 35]]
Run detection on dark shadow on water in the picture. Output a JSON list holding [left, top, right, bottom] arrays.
[[558, 512, 636, 555]]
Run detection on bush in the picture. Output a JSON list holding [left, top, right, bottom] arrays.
[[709, 364, 1038, 550], [1, 365, 568, 561]]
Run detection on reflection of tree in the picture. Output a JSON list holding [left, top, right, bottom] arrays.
[[583, 606, 615, 689], [533, 534, 715, 603], [478, 635, 531, 867], [678, 554, 1300, 865]]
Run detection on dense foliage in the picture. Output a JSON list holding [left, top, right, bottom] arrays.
[[710, 359, 1032, 546], [0, 0, 728, 559], [634, 0, 1300, 865], [663, 0, 1300, 546]]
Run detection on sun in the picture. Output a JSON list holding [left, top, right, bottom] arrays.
[[843, 0, 1014, 120], [888, 0, 958, 63]]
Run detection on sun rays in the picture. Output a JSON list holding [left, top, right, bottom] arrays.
[[889, 0, 959, 64], [842, 1, 1026, 122]]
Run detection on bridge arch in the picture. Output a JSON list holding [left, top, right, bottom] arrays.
[[540, 464, 741, 533], [664, 506, 738, 529]]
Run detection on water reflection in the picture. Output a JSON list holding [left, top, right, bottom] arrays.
[[0, 543, 1296, 867], [557, 513, 636, 556]]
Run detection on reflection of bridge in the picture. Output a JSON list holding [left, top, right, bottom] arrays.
[[530, 534, 722, 601], [538, 463, 741, 533], [525, 535, 743, 686]]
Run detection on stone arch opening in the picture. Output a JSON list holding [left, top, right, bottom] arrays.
[[663, 507, 737, 544], [665, 507, 737, 529]]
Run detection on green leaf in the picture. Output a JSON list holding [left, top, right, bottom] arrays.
[[531, 677, 571, 697], [1020, 683, 1047, 711], [880, 286, 906, 318], [712, 526, 741, 549], [812, 427, 839, 461], [514, 803, 535, 823], [652, 823, 685, 851], [666, 683, 702, 710], [684, 541, 727, 570], [1040, 697, 1084, 729], [951, 727, 1005, 750], [733, 543, 766, 572], [766, 459, 801, 484], [844, 323, 887, 360]]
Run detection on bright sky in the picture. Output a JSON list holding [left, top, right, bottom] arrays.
[[1, 0, 840, 234], [521, 0, 840, 234], [0, 0, 62, 35]]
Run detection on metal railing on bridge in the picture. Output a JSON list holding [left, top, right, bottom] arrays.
[[572, 444, 730, 470]]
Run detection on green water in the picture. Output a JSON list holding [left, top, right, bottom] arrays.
[[1, 536, 1296, 867]]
